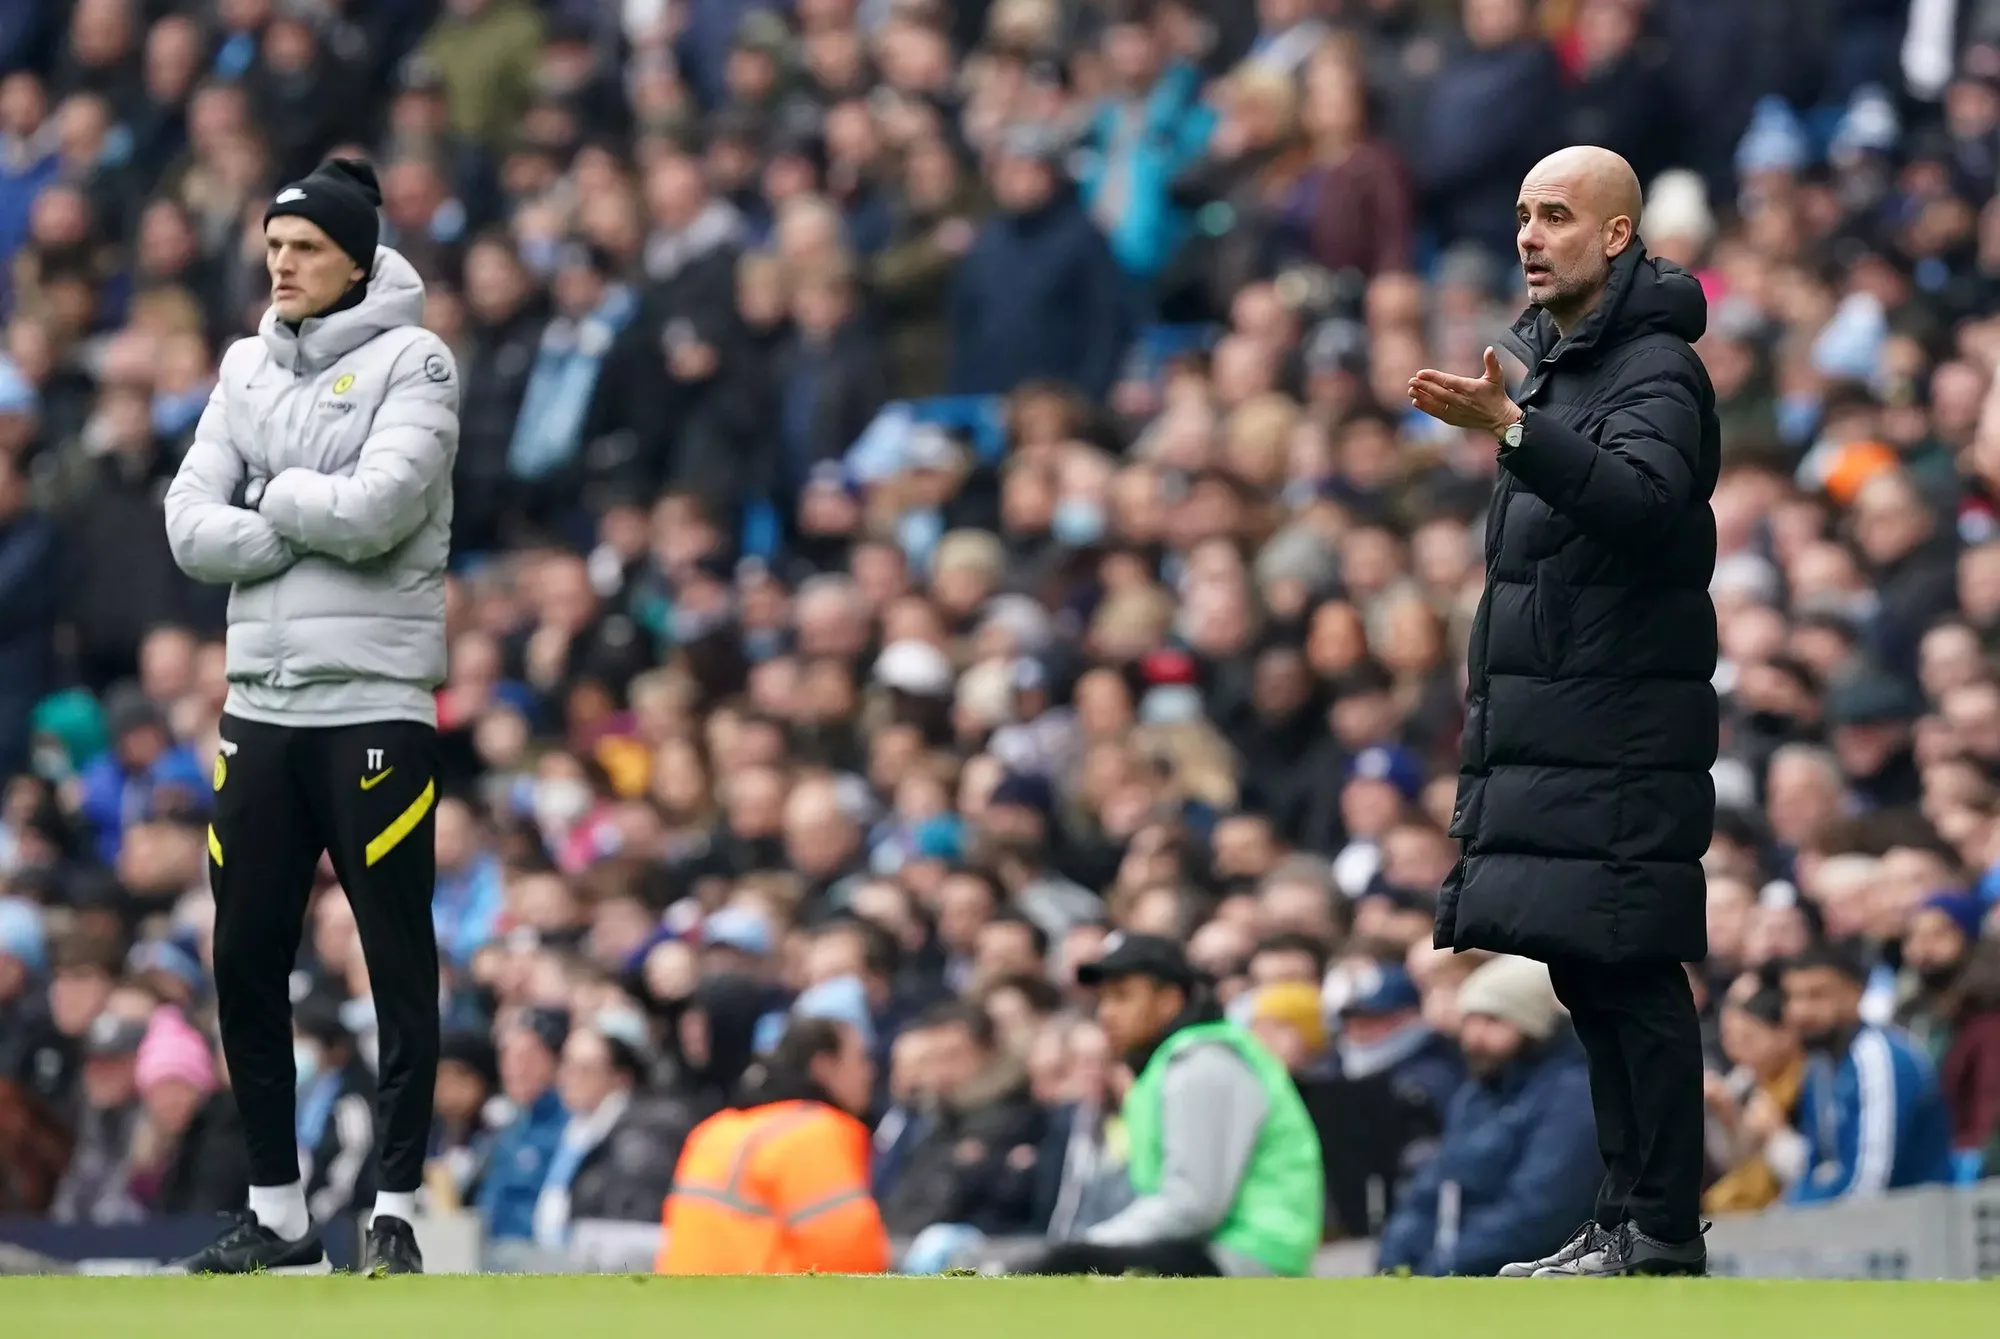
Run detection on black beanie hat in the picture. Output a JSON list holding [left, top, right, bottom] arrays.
[[264, 157, 382, 274]]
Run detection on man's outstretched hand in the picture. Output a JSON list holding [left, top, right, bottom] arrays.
[[1409, 347, 1525, 441]]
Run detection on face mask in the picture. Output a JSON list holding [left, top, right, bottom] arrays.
[[293, 1041, 321, 1089], [534, 778, 593, 831], [31, 743, 70, 783], [742, 627, 786, 663], [1051, 498, 1107, 548]]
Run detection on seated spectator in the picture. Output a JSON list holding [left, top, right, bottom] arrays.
[[51, 1013, 145, 1223], [0, 896, 58, 1101], [1703, 984, 1806, 1215], [1376, 956, 1599, 1277], [533, 1025, 686, 1248], [1031, 1016, 1134, 1242], [1241, 980, 1330, 1077], [1768, 945, 1955, 1203], [292, 997, 376, 1226], [77, 691, 206, 865], [475, 1007, 570, 1244], [432, 797, 505, 971], [425, 1028, 499, 1212], [1327, 954, 1464, 1118], [126, 1007, 249, 1216], [1896, 895, 2000, 1167], [1247, 931, 1327, 988], [976, 772, 1104, 940], [878, 1001, 1047, 1237], [657, 1016, 889, 1275], [1935, 935, 2000, 1173], [1020, 934, 1323, 1277]]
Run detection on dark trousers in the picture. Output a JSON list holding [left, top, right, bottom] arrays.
[[1546, 958, 1704, 1244], [209, 714, 440, 1197], [1021, 1239, 1222, 1277]]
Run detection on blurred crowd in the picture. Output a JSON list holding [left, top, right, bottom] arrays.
[[3, 0, 2000, 1276]]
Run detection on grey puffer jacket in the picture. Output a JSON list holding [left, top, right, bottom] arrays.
[[164, 247, 458, 727]]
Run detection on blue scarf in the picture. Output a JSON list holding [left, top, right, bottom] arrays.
[[507, 286, 638, 482]]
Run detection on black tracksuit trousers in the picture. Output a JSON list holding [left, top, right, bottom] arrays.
[[1546, 958, 1705, 1245], [208, 713, 440, 1197]]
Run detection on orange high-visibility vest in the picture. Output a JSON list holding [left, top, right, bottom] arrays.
[[655, 1099, 891, 1275]]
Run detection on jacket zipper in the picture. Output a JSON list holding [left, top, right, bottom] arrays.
[[272, 359, 308, 683]]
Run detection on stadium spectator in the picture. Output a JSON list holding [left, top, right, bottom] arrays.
[[877, 1000, 1047, 1238], [1703, 983, 1806, 1215], [657, 1015, 890, 1275], [1022, 934, 1322, 1277], [1376, 955, 1598, 1278], [9, 0, 2000, 1280], [476, 1007, 569, 1245], [1770, 945, 1955, 1203]]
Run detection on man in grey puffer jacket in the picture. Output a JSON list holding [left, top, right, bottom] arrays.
[[163, 158, 456, 1278]]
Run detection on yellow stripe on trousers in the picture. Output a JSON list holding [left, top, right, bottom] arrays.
[[365, 780, 436, 866], [207, 825, 223, 866]]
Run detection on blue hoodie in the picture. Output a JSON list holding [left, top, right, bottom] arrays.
[[1783, 1025, 1954, 1204], [78, 745, 210, 863], [1377, 1035, 1600, 1277], [476, 1088, 568, 1242]]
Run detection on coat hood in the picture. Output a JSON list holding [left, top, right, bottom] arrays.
[[260, 246, 427, 374], [1504, 242, 1707, 369]]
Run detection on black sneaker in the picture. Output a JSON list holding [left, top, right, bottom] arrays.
[[362, 1216, 424, 1277], [172, 1213, 331, 1275], [1500, 1222, 1611, 1277], [1534, 1222, 1708, 1278]]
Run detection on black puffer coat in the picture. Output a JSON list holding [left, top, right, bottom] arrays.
[[1437, 245, 1719, 966]]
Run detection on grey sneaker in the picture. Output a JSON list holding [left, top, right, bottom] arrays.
[[1621, 1224, 1707, 1277], [1499, 1222, 1609, 1278], [1534, 1223, 1708, 1278]]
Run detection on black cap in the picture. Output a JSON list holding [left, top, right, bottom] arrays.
[[1077, 933, 1195, 989], [265, 157, 382, 275]]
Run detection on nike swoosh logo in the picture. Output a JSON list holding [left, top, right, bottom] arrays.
[[274, 187, 307, 204], [360, 769, 394, 791]]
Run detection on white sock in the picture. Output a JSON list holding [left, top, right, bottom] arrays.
[[248, 1182, 310, 1242], [370, 1191, 417, 1226]]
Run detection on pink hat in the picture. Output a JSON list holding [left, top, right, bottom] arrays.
[[135, 1006, 217, 1097]]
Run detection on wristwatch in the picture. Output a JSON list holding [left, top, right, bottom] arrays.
[[1499, 418, 1524, 450]]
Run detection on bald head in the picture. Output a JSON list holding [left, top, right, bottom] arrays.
[[1526, 146, 1643, 229], [1516, 146, 1643, 332]]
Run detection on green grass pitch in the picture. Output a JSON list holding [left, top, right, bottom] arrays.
[[4, 1275, 1998, 1339]]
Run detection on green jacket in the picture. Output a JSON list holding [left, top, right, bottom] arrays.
[[1122, 1019, 1323, 1276]]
